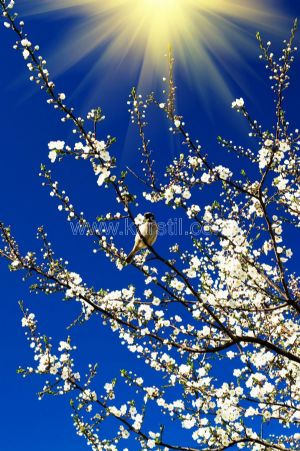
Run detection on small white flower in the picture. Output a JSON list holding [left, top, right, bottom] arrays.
[[178, 364, 190, 375], [232, 98, 244, 110], [147, 439, 156, 449], [227, 351, 235, 359], [182, 190, 191, 199], [48, 150, 57, 163], [201, 172, 212, 184], [23, 49, 30, 60], [279, 141, 290, 152], [264, 139, 273, 147], [21, 38, 31, 47], [182, 417, 196, 429], [48, 140, 65, 150], [258, 147, 271, 169], [69, 272, 82, 285], [214, 165, 232, 180], [81, 389, 97, 402], [97, 168, 110, 186]]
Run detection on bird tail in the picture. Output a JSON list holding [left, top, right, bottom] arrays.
[[125, 250, 135, 264]]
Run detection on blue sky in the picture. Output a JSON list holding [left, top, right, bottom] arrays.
[[1, 1, 300, 450]]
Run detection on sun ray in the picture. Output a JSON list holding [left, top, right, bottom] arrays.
[[20, 0, 286, 102]]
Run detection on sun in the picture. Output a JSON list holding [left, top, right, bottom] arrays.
[[129, 0, 184, 56], [22, 0, 284, 99]]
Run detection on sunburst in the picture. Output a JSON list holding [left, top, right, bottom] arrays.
[[22, 0, 284, 99]]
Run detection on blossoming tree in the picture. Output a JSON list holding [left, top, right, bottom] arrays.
[[1, 1, 300, 450]]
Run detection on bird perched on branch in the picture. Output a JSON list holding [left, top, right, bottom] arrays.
[[126, 212, 158, 264]]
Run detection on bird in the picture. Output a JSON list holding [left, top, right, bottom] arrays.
[[126, 212, 158, 264]]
